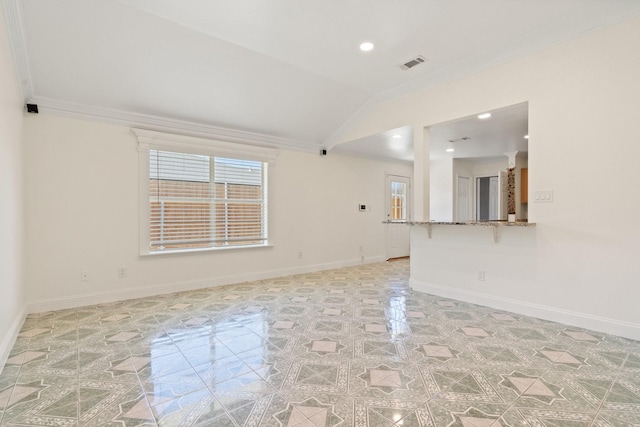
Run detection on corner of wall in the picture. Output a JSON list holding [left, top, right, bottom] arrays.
[[410, 279, 640, 342], [25, 255, 389, 315], [0, 305, 27, 371]]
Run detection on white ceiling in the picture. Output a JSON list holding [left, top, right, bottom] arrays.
[[7, 0, 640, 151], [332, 125, 414, 163], [332, 102, 527, 163], [429, 102, 528, 161]]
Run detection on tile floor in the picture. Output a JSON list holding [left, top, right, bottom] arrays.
[[1, 259, 640, 426]]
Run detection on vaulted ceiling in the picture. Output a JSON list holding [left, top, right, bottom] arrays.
[[5, 0, 640, 152]]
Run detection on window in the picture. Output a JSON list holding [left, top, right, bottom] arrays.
[[390, 180, 408, 221], [135, 129, 276, 255]]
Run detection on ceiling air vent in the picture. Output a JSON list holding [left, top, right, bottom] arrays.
[[447, 137, 471, 143], [400, 55, 426, 71]]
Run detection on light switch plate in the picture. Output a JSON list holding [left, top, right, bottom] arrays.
[[534, 190, 553, 202]]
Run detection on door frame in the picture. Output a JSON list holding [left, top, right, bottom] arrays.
[[474, 174, 498, 221], [385, 174, 411, 223], [385, 174, 411, 260]]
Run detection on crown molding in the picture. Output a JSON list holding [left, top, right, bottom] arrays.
[[29, 96, 320, 153], [1, 0, 316, 152], [2, 0, 33, 101], [132, 128, 278, 163]]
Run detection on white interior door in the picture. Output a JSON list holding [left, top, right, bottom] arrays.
[[456, 175, 470, 221], [385, 175, 410, 259]]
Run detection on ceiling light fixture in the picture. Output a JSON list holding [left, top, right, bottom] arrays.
[[446, 148, 455, 152], [359, 41, 374, 52], [392, 134, 402, 139], [478, 113, 491, 119]]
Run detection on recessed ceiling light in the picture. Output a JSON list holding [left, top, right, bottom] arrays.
[[478, 113, 491, 119], [446, 148, 455, 152], [359, 41, 374, 52], [392, 134, 402, 139], [524, 135, 529, 139]]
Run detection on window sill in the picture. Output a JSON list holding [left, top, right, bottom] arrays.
[[140, 243, 273, 257]]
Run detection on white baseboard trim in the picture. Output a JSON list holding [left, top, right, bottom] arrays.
[[410, 279, 640, 342], [27, 256, 388, 314], [0, 304, 27, 371]]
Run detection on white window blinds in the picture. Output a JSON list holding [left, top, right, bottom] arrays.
[[149, 149, 267, 252]]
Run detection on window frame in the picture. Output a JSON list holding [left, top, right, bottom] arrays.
[[134, 129, 277, 256]]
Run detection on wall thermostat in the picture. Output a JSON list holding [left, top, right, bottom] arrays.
[[359, 204, 367, 212]]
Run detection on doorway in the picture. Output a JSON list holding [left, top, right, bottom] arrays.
[[476, 176, 498, 220], [475, 171, 507, 221], [385, 174, 410, 259]]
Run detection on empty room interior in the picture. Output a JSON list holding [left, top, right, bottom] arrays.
[[2, 1, 640, 426]]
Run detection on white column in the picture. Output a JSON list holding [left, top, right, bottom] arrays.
[[413, 126, 430, 221], [504, 151, 518, 221]]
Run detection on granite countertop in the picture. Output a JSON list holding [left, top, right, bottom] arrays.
[[383, 220, 535, 227]]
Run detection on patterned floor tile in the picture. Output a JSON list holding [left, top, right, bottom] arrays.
[[149, 388, 213, 426], [136, 352, 195, 382], [354, 338, 409, 363], [509, 370, 604, 414], [4, 349, 51, 367], [199, 392, 273, 427], [81, 383, 155, 427], [415, 342, 463, 362], [355, 398, 433, 427], [2, 260, 640, 426], [350, 361, 430, 402], [420, 366, 509, 404], [142, 368, 209, 400], [515, 407, 597, 426], [599, 373, 640, 412], [595, 409, 640, 426], [305, 339, 345, 355], [281, 360, 349, 394], [264, 392, 353, 427], [426, 400, 518, 427]]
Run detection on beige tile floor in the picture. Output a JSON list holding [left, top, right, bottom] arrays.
[[1, 259, 640, 426]]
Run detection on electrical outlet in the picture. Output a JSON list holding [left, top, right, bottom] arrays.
[[118, 267, 127, 279], [81, 270, 89, 281], [298, 251, 303, 259], [477, 270, 485, 281]]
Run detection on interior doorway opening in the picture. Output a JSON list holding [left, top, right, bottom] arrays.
[[476, 176, 498, 221], [386, 174, 411, 259]]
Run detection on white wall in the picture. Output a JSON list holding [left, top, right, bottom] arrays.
[[429, 159, 453, 221], [471, 158, 507, 178], [0, 5, 25, 367], [339, 16, 640, 338], [23, 114, 412, 310]]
